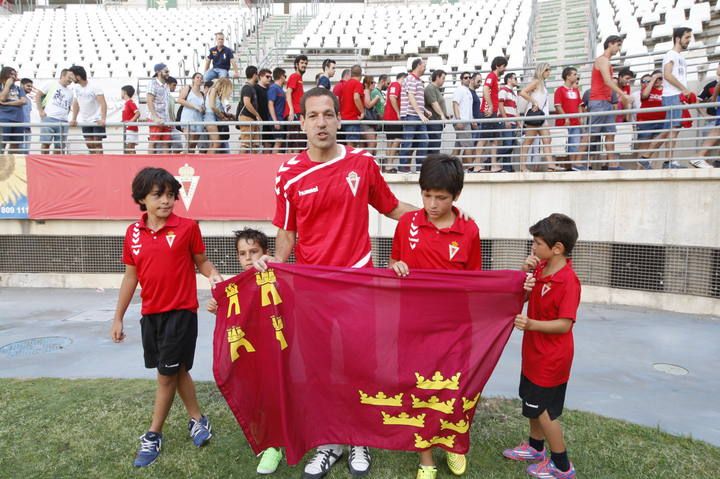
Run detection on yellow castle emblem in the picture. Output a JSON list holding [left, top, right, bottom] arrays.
[[381, 412, 425, 428], [415, 371, 461, 390], [411, 395, 455, 414], [359, 391, 403, 407], [271, 315, 288, 350], [225, 283, 241, 318], [462, 393, 480, 412], [227, 326, 255, 361], [440, 418, 470, 433], [255, 269, 283, 307], [414, 433, 456, 449]]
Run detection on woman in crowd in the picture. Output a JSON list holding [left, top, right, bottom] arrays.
[[204, 77, 233, 154], [177, 72, 206, 153], [519, 63, 559, 172], [362, 75, 381, 154]]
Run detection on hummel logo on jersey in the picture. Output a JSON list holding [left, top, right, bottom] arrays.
[[541, 284, 551, 296], [346, 171, 360, 197], [449, 241, 460, 260], [131, 225, 142, 256], [299, 186, 319, 196]]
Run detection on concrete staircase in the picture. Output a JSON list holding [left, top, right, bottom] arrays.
[[238, 14, 314, 71], [532, 0, 592, 72]]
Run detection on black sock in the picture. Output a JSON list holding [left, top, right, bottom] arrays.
[[529, 436, 544, 452], [551, 451, 570, 472]]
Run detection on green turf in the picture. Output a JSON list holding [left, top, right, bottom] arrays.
[[1, 378, 718, 478]]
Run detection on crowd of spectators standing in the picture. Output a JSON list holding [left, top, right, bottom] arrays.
[[0, 27, 718, 169]]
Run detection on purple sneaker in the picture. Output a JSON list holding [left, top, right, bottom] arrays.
[[502, 442, 546, 462], [526, 458, 576, 478]]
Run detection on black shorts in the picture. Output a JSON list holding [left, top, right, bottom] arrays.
[[141, 309, 198, 376], [519, 374, 567, 420], [478, 115, 502, 139], [384, 123, 403, 141], [268, 124, 287, 142], [81, 125, 107, 139]]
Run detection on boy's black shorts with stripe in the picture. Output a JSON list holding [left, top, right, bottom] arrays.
[[519, 374, 567, 421], [141, 309, 198, 376]]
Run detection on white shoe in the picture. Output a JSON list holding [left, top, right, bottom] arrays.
[[690, 159, 713, 168], [348, 445, 372, 476], [303, 446, 343, 479]]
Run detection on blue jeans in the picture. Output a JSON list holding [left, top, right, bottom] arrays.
[[498, 127, 517, 172], [426, 123, 444, 156], [399, 115, 428, 169], [663, 94, 683, 129], [204, 68, 229, 82], [566, 126, 582, 153]]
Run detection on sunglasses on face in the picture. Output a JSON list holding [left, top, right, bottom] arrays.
[[462, 76, 470, 80]]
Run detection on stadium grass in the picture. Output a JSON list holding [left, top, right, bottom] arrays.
[[1, 378, 718, 478]]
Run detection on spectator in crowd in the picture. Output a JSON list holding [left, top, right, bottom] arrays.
[[147, 63, 172, 154], [498, 72, 519, 172], [635, 71, 664, 169], [121, 85, 140, 154], [383, 72, 405, 172], [69, 65, 106, 154], [424, 69, 449, 156], [615, 67, 636, 124], [452, 71, 475, 167], [236, 66, 261, 154], [333, 68, 350, 100], [554, 67, 584, 170], [372, 74, 387, 120], [519, 63, 559, 172], [362, 74, 380, 152], [589, 35, 630, 170], [339, 64, 365, 147], [177, 72, 206, 153], [166, 76, 183, 152], [476, 56, 507, 172], [37, 68, 75, 155], [470, 72, 482, 141], [204, 77, 233, 154], [286, 54, 308, 152], [19, 77, 34, 154], [697, 64, 720, 166], [203, 32, 240, 81], [318, 59, 336, 89], [268, 67, 288, 154], [0, 66, 27, 154], [256, 68, 273, 152], [399, 58, 429, 171]]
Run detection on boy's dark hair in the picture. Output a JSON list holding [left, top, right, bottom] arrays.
[[234, 228, 268, 253], [294, 54, 308, 69], [20, 78, 33, 86], [529, 213, 579, 256], [603, 35, 623, 50], [272, 67, 286, 80], [378, 74, 388, 83], [430, 69, 446, 82], [503, 72, 516, 84], [396, 72, 407, 81], [419, 154, 464, 198], [246, 65, 258, 79], [204, 80, 214, 89], [259, 68, 271, 78], [69, 65, 87, 81], [673, 27, 692, 44], [322, 59, 336, 71], [561, 67, 577, 80], [121, 85, 135, 98], [411, 58, 423, 71], [131, 167, 181, 211], [167, 76, 177, 85], [300, 87, 339, 116], [617, 67, 635, 78], [491, 56, 508, 71]]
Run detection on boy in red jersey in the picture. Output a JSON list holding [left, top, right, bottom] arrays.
[[502, 213, 581, 479], [389, 154, 480, 479], [111, 167, 222, 468]]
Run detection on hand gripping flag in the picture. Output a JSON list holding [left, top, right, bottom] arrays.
[[213, 263, 525, 464]]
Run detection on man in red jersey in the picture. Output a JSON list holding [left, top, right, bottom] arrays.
[[286, 54, 308, 152], [338, 64, 365, 147], [255, 87, 417, 479], [383, 72, 406, 171]]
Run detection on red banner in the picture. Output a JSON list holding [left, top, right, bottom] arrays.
[[213, 263, 525, 464], [26, 154, 289, 220]]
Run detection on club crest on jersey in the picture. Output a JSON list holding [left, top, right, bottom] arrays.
[[166, 230, 176, 248], [346, 171, 360, 197], [541, 284, 551, 296], [449, 241, 460, 260], [174, 163, 200, 211]]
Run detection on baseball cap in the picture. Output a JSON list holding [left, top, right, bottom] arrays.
[[154, 63, 168, 73]]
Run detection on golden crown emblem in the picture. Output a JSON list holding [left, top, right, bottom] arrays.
[[415, 371, 461, 390], [462, 393, 480, 412], [359, 390, 403, 407], [440, 418, 469, 433], [450, 241, 459, 247], [414, 433, 456, 449], [256, 269, 277, 286], [381, 412, 426, 428], [227, 326, 247, 343], [225, 283, 239, 297], [178, 163, 195, 181], [411, 395, 456, 414]]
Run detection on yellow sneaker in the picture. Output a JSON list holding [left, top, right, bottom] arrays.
[[446, 452, 467, 475], [416, 464, 437, 479]]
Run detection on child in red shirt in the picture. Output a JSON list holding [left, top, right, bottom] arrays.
[[389, 154, 481, 479], [111, 167, 222, 468], [121, 85, 140, 154], [502, 213, 581, 479]]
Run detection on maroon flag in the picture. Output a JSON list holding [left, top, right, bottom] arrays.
[[213, 263, 525, 464]]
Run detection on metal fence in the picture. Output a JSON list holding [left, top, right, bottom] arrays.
[[3, 101, 720, 171]]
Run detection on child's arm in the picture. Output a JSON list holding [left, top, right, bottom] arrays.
[[388, 258, 409, 277], [111, 266, 139, 342], [193, 253, 223, 287], [514, 315, 573, 334]]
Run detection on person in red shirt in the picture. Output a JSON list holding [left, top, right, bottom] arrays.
[[383, 72, 406, 172], [389, 154, 480, 478], [255, 87, 417, 478], [476, 56, 507, 172], [554, 68, 583, 169], [286, 54, 308, 152], [111, 167, 222, 468], [502, 213, 581, 479], [338, 64, 365, 147], [636, 71, 665, 168], [121, 85, 140, 154]]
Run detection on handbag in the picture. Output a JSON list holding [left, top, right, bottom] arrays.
[[175, 86, 191, 131], [524, 96, 547, 128]]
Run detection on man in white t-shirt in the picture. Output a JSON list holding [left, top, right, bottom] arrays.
[[69, 65, 107, 154], [452, 71, 474, 165], [36, 68, 75, 154]]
